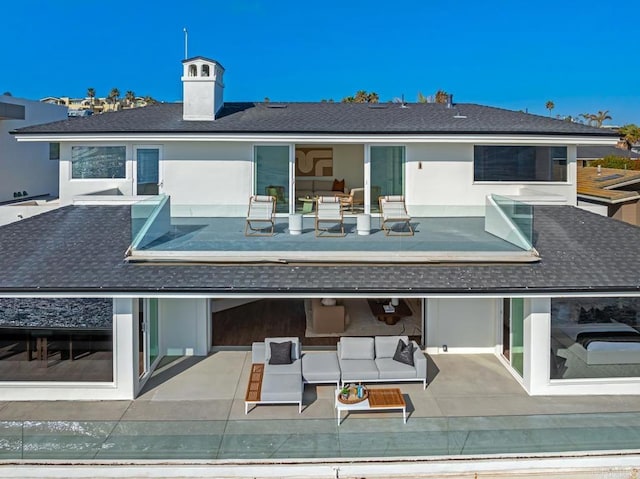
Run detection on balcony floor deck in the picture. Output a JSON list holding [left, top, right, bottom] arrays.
[[131, 216, 534, 263]]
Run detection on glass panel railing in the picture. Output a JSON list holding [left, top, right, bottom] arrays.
[[486, 194, 533, 251], [2, 413, 640, 459], [130, 195, 170, 250], [127, 202, 537, 262]]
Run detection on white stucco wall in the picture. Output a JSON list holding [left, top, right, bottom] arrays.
[[159, 298, 210, 356], [0, 96, 67, 203], [425, 298, 498, 354], [405, 144, 576, 216]]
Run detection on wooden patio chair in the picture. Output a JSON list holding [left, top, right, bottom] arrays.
[[245, 195, 276, 236], [315, 196, 345, 237], [379, 195, 413, 236]]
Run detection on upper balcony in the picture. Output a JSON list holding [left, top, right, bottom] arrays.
[[127, 194, 537, 264]]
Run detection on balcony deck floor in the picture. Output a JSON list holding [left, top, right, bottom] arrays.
[[133, 216, 531, 263]]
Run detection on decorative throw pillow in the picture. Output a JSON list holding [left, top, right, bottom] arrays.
[[332, 178, 345, 192], [269, 341, 292, 365], [392, 339, 414, 367]]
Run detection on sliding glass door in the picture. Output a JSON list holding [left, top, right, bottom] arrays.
[[502, 298, 524, 377], [254, 145, 290, 213], [369, 146, 405, 212]]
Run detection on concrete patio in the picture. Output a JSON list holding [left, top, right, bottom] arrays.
[[2, 352, 640, 462]]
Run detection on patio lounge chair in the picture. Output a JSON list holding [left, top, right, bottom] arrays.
[[245, 195, 276, 236], [315, 196, 345, 237], [379, 195, 413, 236], [339, 187, 365, 212]]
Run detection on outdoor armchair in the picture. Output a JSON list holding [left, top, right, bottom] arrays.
[[245, 195, 276, 236], [315, 196, 345, 237], [379, 195, 414, 236]]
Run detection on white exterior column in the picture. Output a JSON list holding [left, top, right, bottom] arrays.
[[523, 297, 551, 395]]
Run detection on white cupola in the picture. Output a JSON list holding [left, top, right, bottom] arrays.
[[181, 56, 225, 121]]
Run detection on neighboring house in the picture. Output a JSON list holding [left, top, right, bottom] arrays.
[[3, 56, 640, 402], [577, 166, 640, 225], [41, 95, 150, 115], [576, 145, 640, 168], [0, 96, 67, 223]]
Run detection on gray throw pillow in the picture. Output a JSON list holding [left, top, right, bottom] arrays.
[[269, 341, 292, 365], [392, 339, 414, 367]]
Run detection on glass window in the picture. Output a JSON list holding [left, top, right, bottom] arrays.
[[71, 146, 126, 179], [474, 146, 567, 182], [0, 298, 113, 382], [370, 146, 405, 212], [49, 142, 60, 160], [255, 145, 289, 213], [550, 297, 640, 379]]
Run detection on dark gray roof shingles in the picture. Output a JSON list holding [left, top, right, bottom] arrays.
[[0, 205, 638, 294], [13, 102, 618, 136]]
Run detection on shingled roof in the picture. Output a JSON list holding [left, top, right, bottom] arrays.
[[13, 102, 619, 136], [0, 205, 638, 294]]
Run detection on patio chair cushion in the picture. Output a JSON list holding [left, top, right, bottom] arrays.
[[261, 373, 302, 402], [339, 359, 380, 381], [375, 335, 410, 359], [339, 337, 375, 360], [269, 341, 292, 365], [375, 358, 419, 379], [265, 337, 300, 362], [392, 339, 415, 367], [332, 178, 345, 192], [301, 352, 341, 383], [264, 358, 302, 376]]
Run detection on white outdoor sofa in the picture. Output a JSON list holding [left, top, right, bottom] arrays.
[[336, 336, 427, 389], [248, 337, 303, 413]]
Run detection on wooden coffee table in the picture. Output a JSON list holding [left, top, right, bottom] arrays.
[[367, 299, 412, 325], [335, 387, 406, 425]]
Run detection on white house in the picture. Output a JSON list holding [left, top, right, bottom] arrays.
[[3, 56, 640, 402]]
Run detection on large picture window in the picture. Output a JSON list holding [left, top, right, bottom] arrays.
[[0, 298, 113, 382], [71, 146, 126, 179], [474, 146, 567, 182], [550, 297, 640, 380]]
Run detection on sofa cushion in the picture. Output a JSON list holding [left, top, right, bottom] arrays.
[[375, 358, 418, 379], [265, 358, 302, 376], [302, 352, 341, 383], [392, 339, 415, 366], [269, 341, 292, 365], [332, 178, 345, 192], [314, 180, 334, 191], [339, 359, 379, 381], [261, 373, 302, 402], [340, 337, 375, 360], [265, 337, 300, 362], [296, 180, 313, 191], [375, 336, 409, 359]]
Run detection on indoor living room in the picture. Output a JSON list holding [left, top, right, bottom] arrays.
[[211, 297, 423, 347]]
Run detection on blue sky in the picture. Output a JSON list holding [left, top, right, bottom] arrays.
[[3, 0, 638, 125]]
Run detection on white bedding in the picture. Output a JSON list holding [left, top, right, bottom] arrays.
[[556, 322, 640, 351]]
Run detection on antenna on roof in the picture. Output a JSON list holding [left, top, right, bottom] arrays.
[[183, 28, 188, 59]]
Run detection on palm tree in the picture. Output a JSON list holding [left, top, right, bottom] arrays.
[[341, 90, 380, 103], [87, 87, 95, 111], [417, 92, 428, 103], [545, 100, 555, 117], [618, 124, 640, 149], [108, 87, 120, 111], [580, 113, 596, 126], [592, 110, 612, 127], [124, 90, 136, 107]]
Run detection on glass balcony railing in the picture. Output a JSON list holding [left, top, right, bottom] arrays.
[[127, 198, 537, 262]]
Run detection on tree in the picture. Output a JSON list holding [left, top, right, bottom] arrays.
[[580, 110, 612, 127], [618, 124, 640, 149], [108, 87, 120, 110], [87, 87, 95, 110], [417, 92, 428, 103], [592, 110, 612, 127], [545, 100, 555, 116], [341, 90, 379, 103], [434, 90, 449, 104], [124, 90, 136, 107]]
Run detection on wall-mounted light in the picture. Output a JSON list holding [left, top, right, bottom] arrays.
[[418, 161, 422, 170]]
